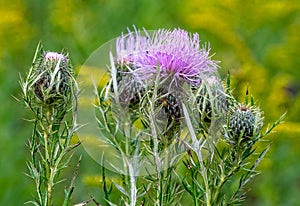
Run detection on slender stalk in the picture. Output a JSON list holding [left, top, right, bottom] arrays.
[[63, 157, 81, 206], [183, 103, 212, 205], [211, 150, 241, 204], [149, 74, 162, 206], [43, 108, 54, 206], [149, 95, 161, 180], [149, 110, 161, 206], [128, 160, 137, 206], [192, 171, 200, 206], [203, 166, 211, 206], [211, 174, 225, 204]]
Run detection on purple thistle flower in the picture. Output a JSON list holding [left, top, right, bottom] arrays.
[[116, 28, 219, 85], [44, 52, 67, 62]]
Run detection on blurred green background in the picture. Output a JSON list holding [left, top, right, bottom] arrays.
[[1, 0, 299, 205]]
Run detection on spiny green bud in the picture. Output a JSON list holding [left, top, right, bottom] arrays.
[[112, 64, 145, 108], [118, 74, 145, 108], [196, 75, 228, 121], [155, 87, 181, 145], [33, 51, 73, 104], [158, 88, 181, 120], [228, 106, 255, 140]]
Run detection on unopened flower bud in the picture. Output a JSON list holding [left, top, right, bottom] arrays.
[[157, 88, 181, 120], [228, 106, 255, 140], [196, 75, 228, 122], [33, 51, 72, 104], [111, 64, 145, 108]]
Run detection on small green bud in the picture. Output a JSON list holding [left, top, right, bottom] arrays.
[[111, 64, 145, 108], [155, 87, 181, 145], [118, 74, 145, 108], [228, 106, 255, 141], [196, 75, 228, 121], [158, 88, 181, 120], [33, 51, 73, 105]]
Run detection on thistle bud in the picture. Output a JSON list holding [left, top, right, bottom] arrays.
[[154, 87, 182, 145], [33, 50, 73, 105], [119, 76, 144, 107], [196, 75, 228, 121], [157, 88, 181, 120], [111, 64, 145, 108], [228, 106, 255, 141]]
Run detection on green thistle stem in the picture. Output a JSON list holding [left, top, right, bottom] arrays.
[[44, 108, 55, 206], [211, 148, 241, 204], [191, 171, 200, 206], [151, 73, 163, 206], [211, 165, 239, 204], [212, 172, 225, 204], [206, 168, 212, 206]]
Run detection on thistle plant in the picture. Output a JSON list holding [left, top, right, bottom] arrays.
[[20, 43, 80, 206], [90, 27, 285, 206], [179, 73, 284, 206]]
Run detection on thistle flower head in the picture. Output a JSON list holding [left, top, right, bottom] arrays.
[[116, 28, 219, 86], [226, 104, 264, 145], [25, 46, 74, 106], [229, 106, 255, 138], [35, 52, 70, 103]]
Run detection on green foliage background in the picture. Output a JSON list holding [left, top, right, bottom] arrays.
[[0, 0, 299, 205]]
